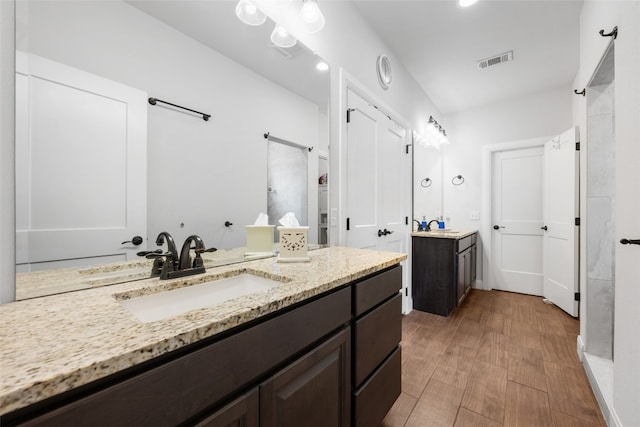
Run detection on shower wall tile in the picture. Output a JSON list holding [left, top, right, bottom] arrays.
[[587, 113, 615, 198], [587, 197, 615, 281], [587, 82, 614, 117], [586, 277, 614, 360]]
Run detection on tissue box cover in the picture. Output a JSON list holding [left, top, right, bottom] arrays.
[[245, 225, 275, 255], [277, 226, 310, 262]]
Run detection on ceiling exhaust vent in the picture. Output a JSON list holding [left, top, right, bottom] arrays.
[[478, 51, 513, 69], [267, 42, 308, 60]]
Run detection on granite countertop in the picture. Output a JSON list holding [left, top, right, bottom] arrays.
[[0, 246, 406, 416], [411, 230, 477, 240]]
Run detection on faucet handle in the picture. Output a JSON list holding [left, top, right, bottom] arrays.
[[195, 247, 218, 254]]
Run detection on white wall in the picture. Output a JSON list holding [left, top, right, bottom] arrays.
[[0, 0, 16, 304], [442, 85, 573, 284], [259, 1, 442, 245], [574, 2, 640, 426], [17, 1, 324, 250]]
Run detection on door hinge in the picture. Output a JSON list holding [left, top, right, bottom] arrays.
[[346, 108, 355, 123], [575, 292, 580, 301], [405, 216, 409, 225], [575, 217, 581, 226], [346, 217, 350, 231], [576, 142, 580, 151], [405, 288, 408, 297], [405, 144, 411, 154]]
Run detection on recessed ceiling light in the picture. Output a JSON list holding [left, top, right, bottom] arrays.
[[458, 0, 478, 8], [316, 61, 329, 71]]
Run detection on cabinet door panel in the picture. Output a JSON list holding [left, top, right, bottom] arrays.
[[260, 328, 350, 427], [195, 388, 258, 427]]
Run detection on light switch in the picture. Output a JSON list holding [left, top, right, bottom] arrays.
[[330, 208, 338, 226], [470, 210, 480, 220]]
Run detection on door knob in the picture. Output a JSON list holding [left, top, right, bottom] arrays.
[[378, 229, 384, 237], [620, 238, 640, 245], [122, 236, 143, 245], [493, 225, 504, 230], [541, 226, 548, 231], [384, 229, 394, 235]]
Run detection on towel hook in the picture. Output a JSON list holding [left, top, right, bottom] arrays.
[[599, 26, 618, 39], [451, 175, 465, 186], [420, 177, 432, 188]]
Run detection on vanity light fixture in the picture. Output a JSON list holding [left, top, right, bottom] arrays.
[[270, 24, 297, 48], [235, 0, 267, 26], [457, 0, 479, 8], [299, 0, 325, 33], [425, 115, 449, 148]]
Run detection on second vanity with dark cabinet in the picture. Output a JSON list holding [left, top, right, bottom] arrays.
[[411, 231, 478, 316], [0, 247, 404, 427]]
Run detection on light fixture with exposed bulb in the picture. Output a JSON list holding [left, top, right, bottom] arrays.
[[299, 0, 325, 33], [270, 24, 297, 48], [235, 0, 267, 26]]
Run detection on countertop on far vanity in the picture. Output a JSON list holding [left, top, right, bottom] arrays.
[[0, 246, 406, 416], [411, 230, 477, 240]]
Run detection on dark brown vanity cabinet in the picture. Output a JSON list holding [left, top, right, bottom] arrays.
[[5, 266, 403, 427], [352, 266, 402, 427], [412, 233, 477, 316], [456, 235, 477, 306]]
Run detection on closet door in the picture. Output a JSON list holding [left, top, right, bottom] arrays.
[[344, 89, 408, 253]]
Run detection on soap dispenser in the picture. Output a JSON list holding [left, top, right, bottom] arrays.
[[421, 216, 427, 232]]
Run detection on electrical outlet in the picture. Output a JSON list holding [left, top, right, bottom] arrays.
[[330, 208, 337, 226], [470, 210, 480, 220]]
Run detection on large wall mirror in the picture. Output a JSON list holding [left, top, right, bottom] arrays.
[[15, 0, 330, 299]]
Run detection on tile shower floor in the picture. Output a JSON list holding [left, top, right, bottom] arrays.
[[382, 289, 606, 427]]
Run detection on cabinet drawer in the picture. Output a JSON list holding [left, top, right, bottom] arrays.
[[457, 235, 475, 252], [18, 287, 351, 427], [354, 293, 402, 386], [353, 347, 401, 427], [353, 265, 401, 316]]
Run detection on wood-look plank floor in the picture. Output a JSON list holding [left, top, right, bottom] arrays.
[[382, 290, 606, 427]]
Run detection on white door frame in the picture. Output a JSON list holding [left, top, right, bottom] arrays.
[[337, 68, 413, 312], [481, 136, 551, 291]]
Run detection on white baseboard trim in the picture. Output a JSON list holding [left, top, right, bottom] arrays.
[[583, 352, 616, 426], [577, 335, 586, 362], [473, 279, 484, 290], [610, 409, 623, 427]]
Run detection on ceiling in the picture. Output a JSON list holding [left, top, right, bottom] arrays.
[[352, 0, 583, 114]]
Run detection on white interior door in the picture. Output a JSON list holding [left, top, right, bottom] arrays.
[[15, 52, 147, 271], [345, 89, 410, 309], [492, 147, 544, 295], [543, 128, 579, 316], [345, 89, 383, 250]]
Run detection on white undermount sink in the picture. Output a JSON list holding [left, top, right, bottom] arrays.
[[117, 272, 284, 323]]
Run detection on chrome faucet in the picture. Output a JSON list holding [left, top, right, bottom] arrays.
[[426, 220, 440, 231]]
